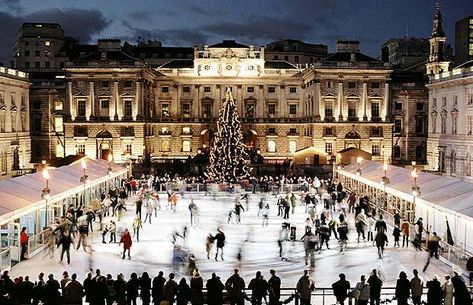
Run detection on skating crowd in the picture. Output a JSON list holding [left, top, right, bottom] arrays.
[[0, 266, 471, 305], [13, 173, 473, 305]]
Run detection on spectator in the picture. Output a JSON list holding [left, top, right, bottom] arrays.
[[63, 273, 83, 305], [126, 272, 140, 305], [206, 273, 224, 305], [152, 271, 166, 305], [296, 270, 314, 305], [225, 269, 246, 305], [395, 271, 410, 305], [176, 278, 191, 305], [163, 273, 178, 305], [354, 275, 370, 305], [331, 273, 351, 305], [44, 273, 61, 305], [140, 272, 152, 305], [410, 269, 423, 305], [105, 274, 116, 305], [367, 269, 383, 305], [190, 269, 204, 305], [267, 269, 281, 305], [114, 274, 127, 305], [426, 275, 442, 305], [451, 271, 472, 305], [248, 271, 268, 305], [20, 227, 28, 261], [442, 275, 453, 305]]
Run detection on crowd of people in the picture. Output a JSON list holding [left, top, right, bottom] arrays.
[[1, 266, 471, 305]]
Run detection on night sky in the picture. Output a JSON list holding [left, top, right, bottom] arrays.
[[1, 0, 472, 65]]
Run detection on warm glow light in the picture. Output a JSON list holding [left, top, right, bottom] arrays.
[[42, 168, 50, 180], [383, 162, 388, 171], [411, 169, 418, 178], [41, 160, 46, 165], [125, 153, 131, 159], [108, 154, 113, 163], [412, 161, 416, 166], [81, 159, 87, 170], [357, 156, 363, 164]]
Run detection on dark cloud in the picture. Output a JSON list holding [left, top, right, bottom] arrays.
[[0, 0, 23, 14], [0, 8, 110, 65], [127, 10, 153, 21]]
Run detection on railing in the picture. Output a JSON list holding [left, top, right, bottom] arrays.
[[40, 286, 473, 305], [27, 229, 48, 254], [0, 248, 10, 270]]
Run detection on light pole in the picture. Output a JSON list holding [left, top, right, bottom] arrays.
[[41, 168, 50, 228], [125, 153, 132, 178], [107, 153, 113, 176], [80, 159, 88, 206], [380, 162, 390, 210]]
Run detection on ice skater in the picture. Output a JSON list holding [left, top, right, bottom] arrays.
[[375, 231, 388, 259], [214, 228, 225, 261], [262, 204, 270, 227]]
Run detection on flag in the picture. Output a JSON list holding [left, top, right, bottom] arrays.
[[446, 217, 454, 246]]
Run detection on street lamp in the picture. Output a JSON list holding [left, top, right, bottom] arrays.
[[380, 162, 390, 185], [107, 153, 113, 176], [411, 168, 421, 197], [356, 156, 363, 176], [125, 153, 132, 178], [41, 168, 50, 228], [80, 159, 88, 206]]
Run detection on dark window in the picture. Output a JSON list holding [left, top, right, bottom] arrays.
[[348, 102, 357, 118], [161, 87, 169, 93], [371, 126, 382, 136], [24, 50, 30, 57], [371, 82, 380, 89], [77, 100, 86, 116], [268, 127, 276, 134], [204, 86, 211, 93], [33, 116, 41, 132], [203, 103, 212, 118], [289, 87, 297, 93], [394, 119, 402, 133], [416, 103, 424, 111], [327, 81, 333, 89], [45, 61, 50, 68], [101, 100, 109, 109], [294, 56, 299, 63], [124, 81, 132, 88], [325, 102, 333, 118], [101, 81, 109, 88], [324, 127, 333, 136], [24, 62, 30, 68], [273, 55, 279, 60], [183, 86, 190, 93], [395, 102, 403, 110], [394, 146, 401, 158], [33, 100, 41, 109], [284, 56, 289, 61], [35, 50, 40, 57], [247, 87, 254, 93], [74, 126, 88, 137], [289, 128, 297, 134], [121, 126, 135, 136], [416, 117, 426, 134], [35, 61, 40, 68], [124, 100, 132, 117], [348, 82, 357, 89], [289, 104, 297, 115], [268, 104, 276, 115], [268, 86, 276, 93], [371, 102, 380, 118]]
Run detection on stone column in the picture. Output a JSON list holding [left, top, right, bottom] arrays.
[[337, 80, 343, 121], [87, 81, 94, 121], [192, 84, 199, 118], [237, 85, 243, 117], [362, 81, 368, 121], [280, 85, 286, 118], [134, 81, 140, 120], [68, 82, 75, 120], [315, 80, 321, 119], [383, 81, 389, 121], [214, 85, 222, 118], [257, 85, 264, 120], [112, 81, 118, 120], [172, 84, 179, 119]]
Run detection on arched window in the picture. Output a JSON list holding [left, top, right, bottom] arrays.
[[268, 140, 276, 153]]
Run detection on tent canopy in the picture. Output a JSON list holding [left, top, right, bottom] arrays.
[[340, 160, 473, 219]]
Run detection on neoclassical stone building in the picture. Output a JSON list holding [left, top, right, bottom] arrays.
[[0, 67, 31, 176], [62, 39, 393, 164]]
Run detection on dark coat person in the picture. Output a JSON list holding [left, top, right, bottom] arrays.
[[163, 273, 178, 305], [395, 272, 410, 305], [267, 270, 281, 305], [248, 271, 268, 305], [140, 272, 152, 305], [44, 274, 61, 305], [426, 277, 442, 305], [126, 273, 140, 305], [114, 274, 127, 305], [367, 269, 383, 305], [206, 273, 224, 305], [152, 272, 166, 305], [225, 269, 246, 305], [190, 270, 204, 305], [176, 278, 192, 305], [63, 274, 84, 305], [451, 272, 472, 305], [331, 273, 351, 305]]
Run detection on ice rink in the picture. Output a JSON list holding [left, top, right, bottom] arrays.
[[11, 191, 455, 287]]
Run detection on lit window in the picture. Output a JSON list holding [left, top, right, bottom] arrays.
[[372, 144, 380, 156], [289, 141, 297, 153], [182, 127, 191, 134], [161, 103, 169, 117], [267, 140, 276, 153], [54, 117, 63, 132], [325, 143, 333, 154], [45, 41, 50, 46], [182, 140, 191, 152], [161, 140, 169, 152], [54, 100, 63, 110]]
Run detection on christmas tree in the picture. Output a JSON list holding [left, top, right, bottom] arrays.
[[206, 88, 250, 182]]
